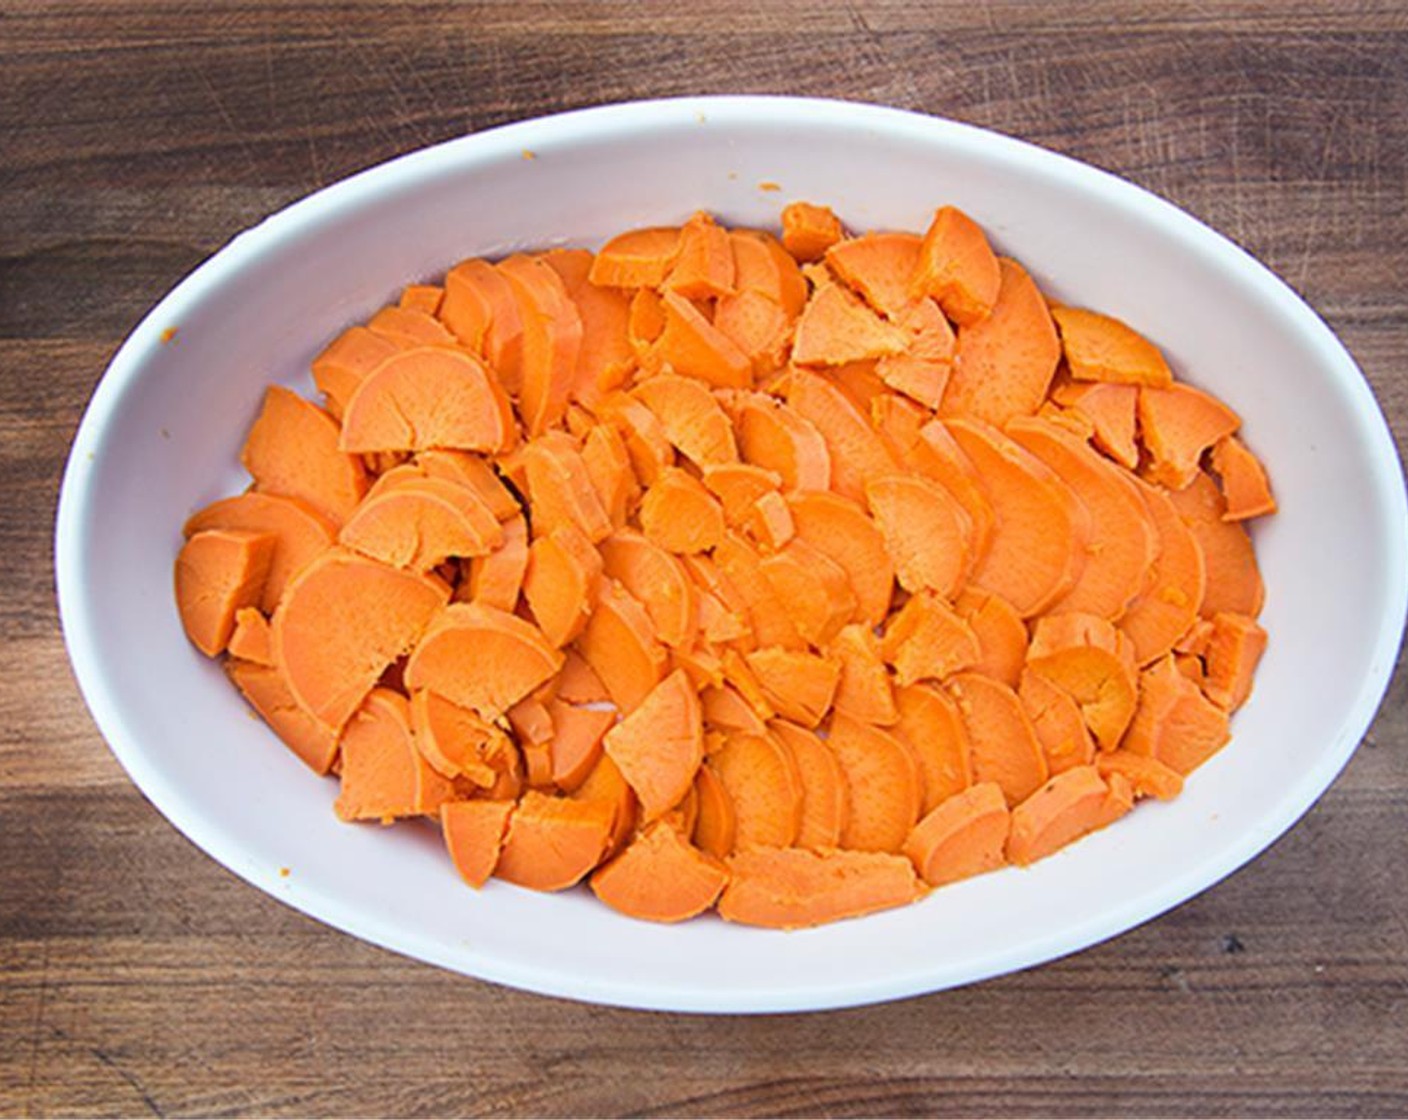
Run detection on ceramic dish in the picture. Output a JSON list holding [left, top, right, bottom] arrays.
[[56, 96, 1408, 1012]]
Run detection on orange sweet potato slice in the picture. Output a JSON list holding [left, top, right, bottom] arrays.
[[590, 820, 729, 923], [780, 201, 845, 263], [569, 753, 638, 859], [866, 473, 973, 598], [1018, 667, 1096, 777], [786, 491, 895, 626], [1121, 655, 1231, 775], [829, 623, 898, 726], [947, 672, 1049, 806], [879, 591, 982, 686], [415, 450, 520, 520], [827, 713, 923, 854], [721, 648, 778, 722], [185, 492, 337, 615], [905, 421, 996, 565], [1210, 435, 1277, 521], [713, 531, 806, 651], [788, 369, 903, 503], [736, 394, 831, 492], [1138, 384, 1241, 491], [1200, 611, 1268, 711], [599, 529, 697, 649], [405, 601, 563, 720], [711, 731, 804, 849], [495, 790, 615, 891], [272, 549, 448, 730], [522, 523, 604, 647], [1050, 379, 1139, 470], [441, 799, 514, 888], [1117, 481, 1207, 664], [340, 347, 515, 455], [1007, 415, 1158, 620], [226, 659, 339, 773], [746, 489, 795, 550], [701, 461, 783, 527], [442, 258, 524, 390], [692, 761, 737, 858], [891, 682, 973, 814], [719, 846, 924, 929], [589, 225, 683, 288], [632, 373, 739, 467], [580, 421, 639, 527], [312, 326, 399, 421], [792, 283, 911, 366], [175, 528, 276, 657], [1007, 765, 1122, 865], [409, 688, 501, 786], [334, 689, 455, 822], [744, 647, 842, 729], [769, 720, 850, 851], [731, 228, 808, 317], [602, 668, 703, 820], [947, 418, 1089, 617], [577, 580, 668, 714], [911, 205, 1001, 326], [714, 289, 793, 376], [367, 305, 456, 349], [1051, 306, 1174, 388], [655, 289, 752, 389], [758, 539, 856, 648], [1026, 612, 1139, 751], [941, 258, 1060, 426], [464, 513, 529, 610], [399, 284, 443, 316], [339, 476, 503, 571], [1166, 471, 1265, 618], [227, 607, 273, 665], [546, 700, 616, 792], [663, 211, 736, 300], [952, 589, 1027, 688], [242, 385, 368, 525], [542, 248, 636, 402], [638, 467, 725, 554], [902, 781, 1010, 888], [824, 232, 924, 319], [554, 649, 609, 704], [701, 682, 769, 735], [498, 253, 584, 437], [520, 432, 614, 543], [1095, 750, 1184, 801]]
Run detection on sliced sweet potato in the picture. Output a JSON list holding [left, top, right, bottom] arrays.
[[1007, 415, 1158, 620], [589, 225, 683, 288], [340, 476, 503, 571], [1051, 306, 1174, 388], [568, 753, 638, 858], [579, 421, 639, 528], [495, 790, 615, 891], [409, 688, 501, 786], [226, 659, 339, 774], [952, 589, 1028, 689], [441, 799, 514, 888], [1200, 611, 1268, 711], [1096, 750, 1184, 801], [1050, 378, 1139, 470], [908, 421, 996, 565], [780, 201, 845, 263], [555, 649, 609, 704], [947, 418, 1089, 618], [1026, 612, 1139, 751], [786, 491, 895, 626], [691, 762, 738, 858], [632, 373, 739, 467], [638, 467, 726, 554], [465, 513, 529, 610], [1210, 435, 1277, 521], [866, 473, 973, 597], [941, 258, 1060, 426], [769, 720, 850, 851], [730, 228, 808, 317], [1018, 667, 1096, 777], [366, 305, 456, 349], [710, 731, 804, 849], [340, 347, 516, 455], [273, 549, 449, 730], [599, 529, 697, 649], [602, 668, 703, 820], [902, 781, 1010, 888], [1007, 765, 1122, 865], [719, 846, 924, 929], [700, 682, 769, 735], [416, 450, 520, 520], [736, 393, 831, 492], [713, 531, 807, 651], [788, 368, 900, 502], [1166, 471, 1265, 618], [1121, 654, 1231, 775], [879, 591, 982, 686], [740, 647, 840, 729], [441, 258, 522, 386], [521, 433, 614, 544], [498, 253, 583, 437], [312, 326, 399, 421], [227, 607, 273, 665], [829, 623, 898, 726], [175, 528, 276, 657], [910, 205, 1001, 326], [824, 232, 924, 318], [891, 682, 973, 814], [701, 461, 784, 527], [663, 211, 736, 300], [747, 489, 795, 550], [242, 385, 368, 524], [792, 281, 911, 367], [758, 539, 856, 648], [405, 601, 563, 720], [523, 523, 604, 647], [334, 689, 455, 823], [542, 248, 637, 402], [1138, 384, 1241, 491], [577, 580, 668, 714], [947, 672, 1049, 806], [1115, 481, 1206, 665], [591, 820, 729, 923], [714, 289, 792, 375], [655, 289, 752, 389], [827, 713, 923, 854]]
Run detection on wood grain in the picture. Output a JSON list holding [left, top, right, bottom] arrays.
[[2, 3, 1406, 1116]]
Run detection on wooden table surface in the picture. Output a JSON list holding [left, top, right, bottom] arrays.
[[4, 2, 1407, 1116]]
